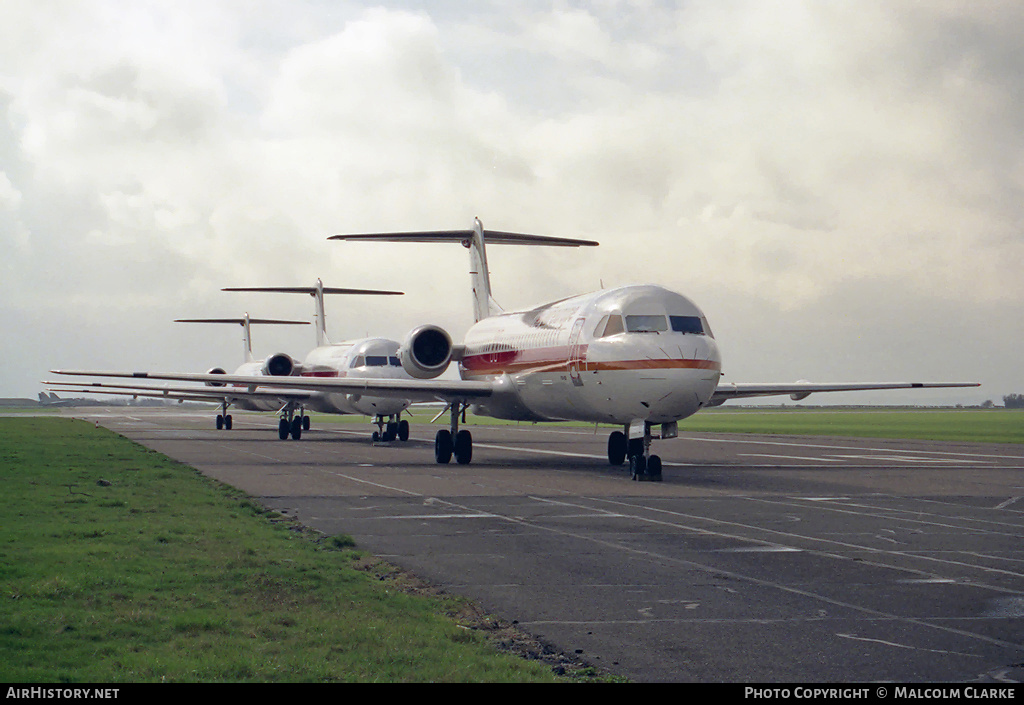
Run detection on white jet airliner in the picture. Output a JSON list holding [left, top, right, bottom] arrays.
[[221, 279, 415, 442], [52, 282, 417, 442], [53, 219, 979, 480]]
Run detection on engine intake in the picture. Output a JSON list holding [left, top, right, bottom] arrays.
[[399, 325, 453, 379], [262, 353, 296, 377], [205, 367, 227, 387]]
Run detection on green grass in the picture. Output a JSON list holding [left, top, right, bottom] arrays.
[[677, 408, 1024, 444], [0, 418, 593, 683]]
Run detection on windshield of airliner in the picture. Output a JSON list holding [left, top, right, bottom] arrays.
[[623, 314, 705, 334]]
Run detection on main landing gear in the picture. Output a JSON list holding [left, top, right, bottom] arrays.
[[371, 414, 410, 443], [277, 402, 308, 440], [607, 423, 662, 482], [215, 400, 233, 430], [434, 402, 472, 465]]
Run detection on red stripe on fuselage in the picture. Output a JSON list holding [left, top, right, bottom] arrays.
[[460, 346, 720, 377]]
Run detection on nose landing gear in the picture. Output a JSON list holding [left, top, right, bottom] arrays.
[[608, 423, 662, 481], [277, 403, 307, 440], [371, 414, 410, 443], [433, 402, 472, 464]]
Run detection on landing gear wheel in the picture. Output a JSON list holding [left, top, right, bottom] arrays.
[[290, 417, 302, 440], [647, 455, 662, 482], [454, 429, 473, 465], [224, 415, 232, 430], [434, 429, 453, 464], [608, 431, 627, 466], [629, 454, 648, 481], [371, 430, 380, 443], [397, 419, 410, 442], [383, 422, 398, 442], [278, 418, 289, 440], [216, 414, 224, 430], [302, 415, 310, 431]]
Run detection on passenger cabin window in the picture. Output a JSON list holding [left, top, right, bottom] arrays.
[[625, 315, 668, 333], [670, 316, 705, 335]]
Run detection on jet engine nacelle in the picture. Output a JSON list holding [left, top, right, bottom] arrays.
[[790, 380, 812, 402], [262, 353, 296, 377], [205, 367, 227, 387], [399, 325, 453, 379]]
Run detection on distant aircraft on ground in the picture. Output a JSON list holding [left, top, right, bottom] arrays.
[[53, 219, 979, 480]]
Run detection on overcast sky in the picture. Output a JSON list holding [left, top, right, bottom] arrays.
[[2, 1, 1021, 406]]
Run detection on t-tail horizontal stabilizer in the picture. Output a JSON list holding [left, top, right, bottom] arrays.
[[222, 279, 404, 347], [175, 314, 308, 363], [330, 217, 599, 323]]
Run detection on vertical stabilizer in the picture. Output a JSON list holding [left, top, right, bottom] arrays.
[[241, 313, 255, 362], [469, 217, 500, 322], [313, 279, 329, 347]]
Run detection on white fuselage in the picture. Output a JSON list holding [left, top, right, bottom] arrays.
[[228, 338, 411, 417], [298, 337, 411, 417], [460, 285, 723, 425]]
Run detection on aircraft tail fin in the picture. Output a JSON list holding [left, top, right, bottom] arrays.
[[175, 315, 308, 362], [222, 281, 403, 348], [330, 217, 599, 323]]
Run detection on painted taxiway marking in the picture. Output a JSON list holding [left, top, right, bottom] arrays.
[[830, 454, 988, 464], [740, 453, 844, 462], [687, 435, 1020, 461]]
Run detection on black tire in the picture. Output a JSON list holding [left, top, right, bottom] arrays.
[[216, 414, 224, 430], [608, 431, 627, 465], [398, 419, 410, 442], [225, 415, 232, 430], [630, 454, 647, 481], [372, 430, 380, 443], [454, 429, 473, 465], [290, 417, 302, 440], [647, 455, 662, 481], [435, 429, 453, 464], [302, 416, 310, 431], [278, 418, 289, 440]]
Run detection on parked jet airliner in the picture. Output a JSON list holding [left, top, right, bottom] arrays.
[[52, 282, 416, 442], [53, 219, 979, 480]]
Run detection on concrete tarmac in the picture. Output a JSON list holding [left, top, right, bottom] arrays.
[[66, 407, 1024, 683]]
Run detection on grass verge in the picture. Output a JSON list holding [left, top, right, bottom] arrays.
[[0, 418, 603, 683], [676, 408, 1024, 444]]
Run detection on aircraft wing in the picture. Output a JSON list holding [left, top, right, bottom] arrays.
[[710, 381, 980, 405], [44, 380, 317, 403], [50, 370, 494, 405]]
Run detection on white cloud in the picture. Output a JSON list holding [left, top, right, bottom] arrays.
[[0, 1, 1020, 404]]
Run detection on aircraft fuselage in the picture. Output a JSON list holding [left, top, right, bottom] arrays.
[[460, 284, 723, 425]]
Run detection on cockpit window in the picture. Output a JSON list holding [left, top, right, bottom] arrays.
[[365, 356, 389, 366], [351, 355, 365, 368], [389, 356, 401, 366], [597, 314, 625, 337], [625, 315, 668, 333], [670, 316, 705, 334]]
